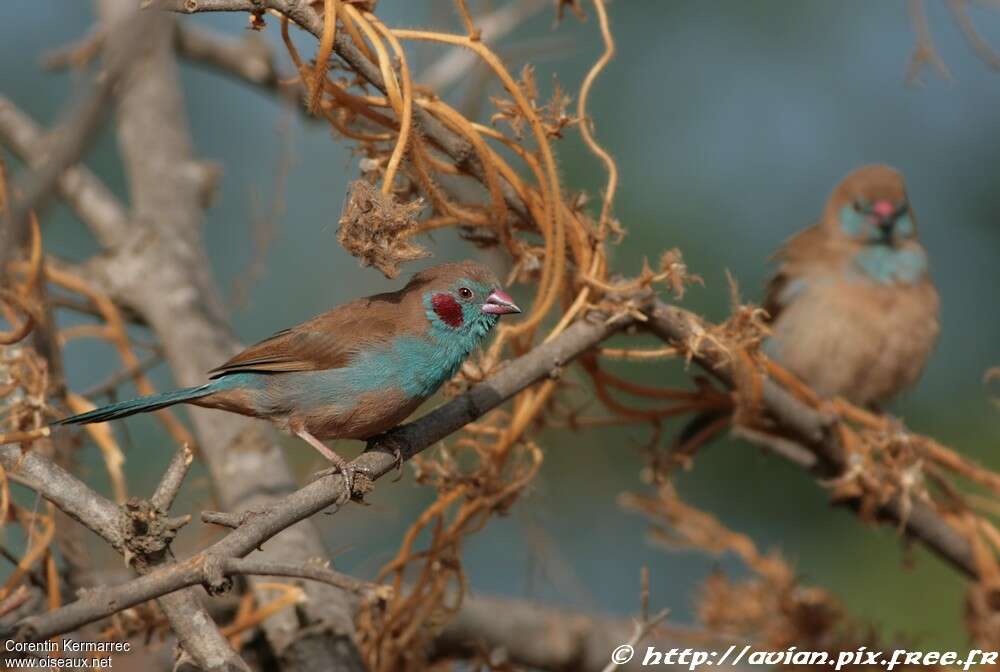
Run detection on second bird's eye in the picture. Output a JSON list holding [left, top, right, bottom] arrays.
[[458, 287, 473, 300]]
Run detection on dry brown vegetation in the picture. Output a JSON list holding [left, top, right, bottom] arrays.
[[2, 1, 1000, 670]]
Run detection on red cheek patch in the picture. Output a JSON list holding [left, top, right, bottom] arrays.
[[431, 293, 464, 328]]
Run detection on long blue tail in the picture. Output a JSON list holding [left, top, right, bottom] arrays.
[[57, 383, 218, 425]]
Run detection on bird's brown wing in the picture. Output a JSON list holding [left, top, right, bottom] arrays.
[[763, 223, 829, 323], [208, 290, 416, 377]]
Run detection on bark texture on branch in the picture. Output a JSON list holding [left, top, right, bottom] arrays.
[[0, 442, 248, 672]]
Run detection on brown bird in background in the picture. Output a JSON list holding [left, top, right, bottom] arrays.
[[675, 165, 939, 456], [764, 164, 940, 407]]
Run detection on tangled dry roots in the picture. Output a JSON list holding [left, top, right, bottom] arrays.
[[4, 1, 1000, 669], [338, 179, 429, 277]]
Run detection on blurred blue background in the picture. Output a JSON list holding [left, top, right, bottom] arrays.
[[3, 0, 1000, 649]]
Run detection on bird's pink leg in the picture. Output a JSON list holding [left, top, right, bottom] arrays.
[[294, 427, 354, 495]]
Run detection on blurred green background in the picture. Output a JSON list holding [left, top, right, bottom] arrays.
[[3, 0, 1000, 649]]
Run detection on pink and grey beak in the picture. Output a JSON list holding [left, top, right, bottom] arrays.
[[871, 200, 896, 220], [482, 289, 521, 315]]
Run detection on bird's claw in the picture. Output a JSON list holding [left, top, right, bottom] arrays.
[[390, 446, 404, 482], [368, 433, 405, 482], [340, 464, 355, 497], [312, 463, 356, 498]]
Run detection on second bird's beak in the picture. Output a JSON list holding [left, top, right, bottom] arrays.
[[871, 200, 901, 244], [482, 289, 521, 315]]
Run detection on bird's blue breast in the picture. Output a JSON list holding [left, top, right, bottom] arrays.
[[851, 246, 928, 285], [341, 333, 473, 399]]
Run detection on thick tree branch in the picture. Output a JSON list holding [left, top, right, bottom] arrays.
[[0, 446, 125, 549], [16, 555, 379, 642]]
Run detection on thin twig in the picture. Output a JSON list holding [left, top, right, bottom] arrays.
[[905, 0, 952, 84], [151, 444, 195, 511], [601, 608, 671, 672]]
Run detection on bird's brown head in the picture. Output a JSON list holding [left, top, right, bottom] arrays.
[[825, 164, 916, 247], [408, 261, 520, 337]]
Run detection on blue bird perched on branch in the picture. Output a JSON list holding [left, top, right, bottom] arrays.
[[57, 261, 521, 491]]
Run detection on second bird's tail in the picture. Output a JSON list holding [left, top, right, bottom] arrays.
[[56, 383, 218, 425]]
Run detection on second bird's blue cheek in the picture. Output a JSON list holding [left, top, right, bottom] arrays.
[[894, 213, 914, 238], [841, 204, 915, 241], [839, 203, 867, 238]]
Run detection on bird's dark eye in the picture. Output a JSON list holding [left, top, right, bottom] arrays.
[[458, 287, 473, 300], [852, 200, 864, 213]]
